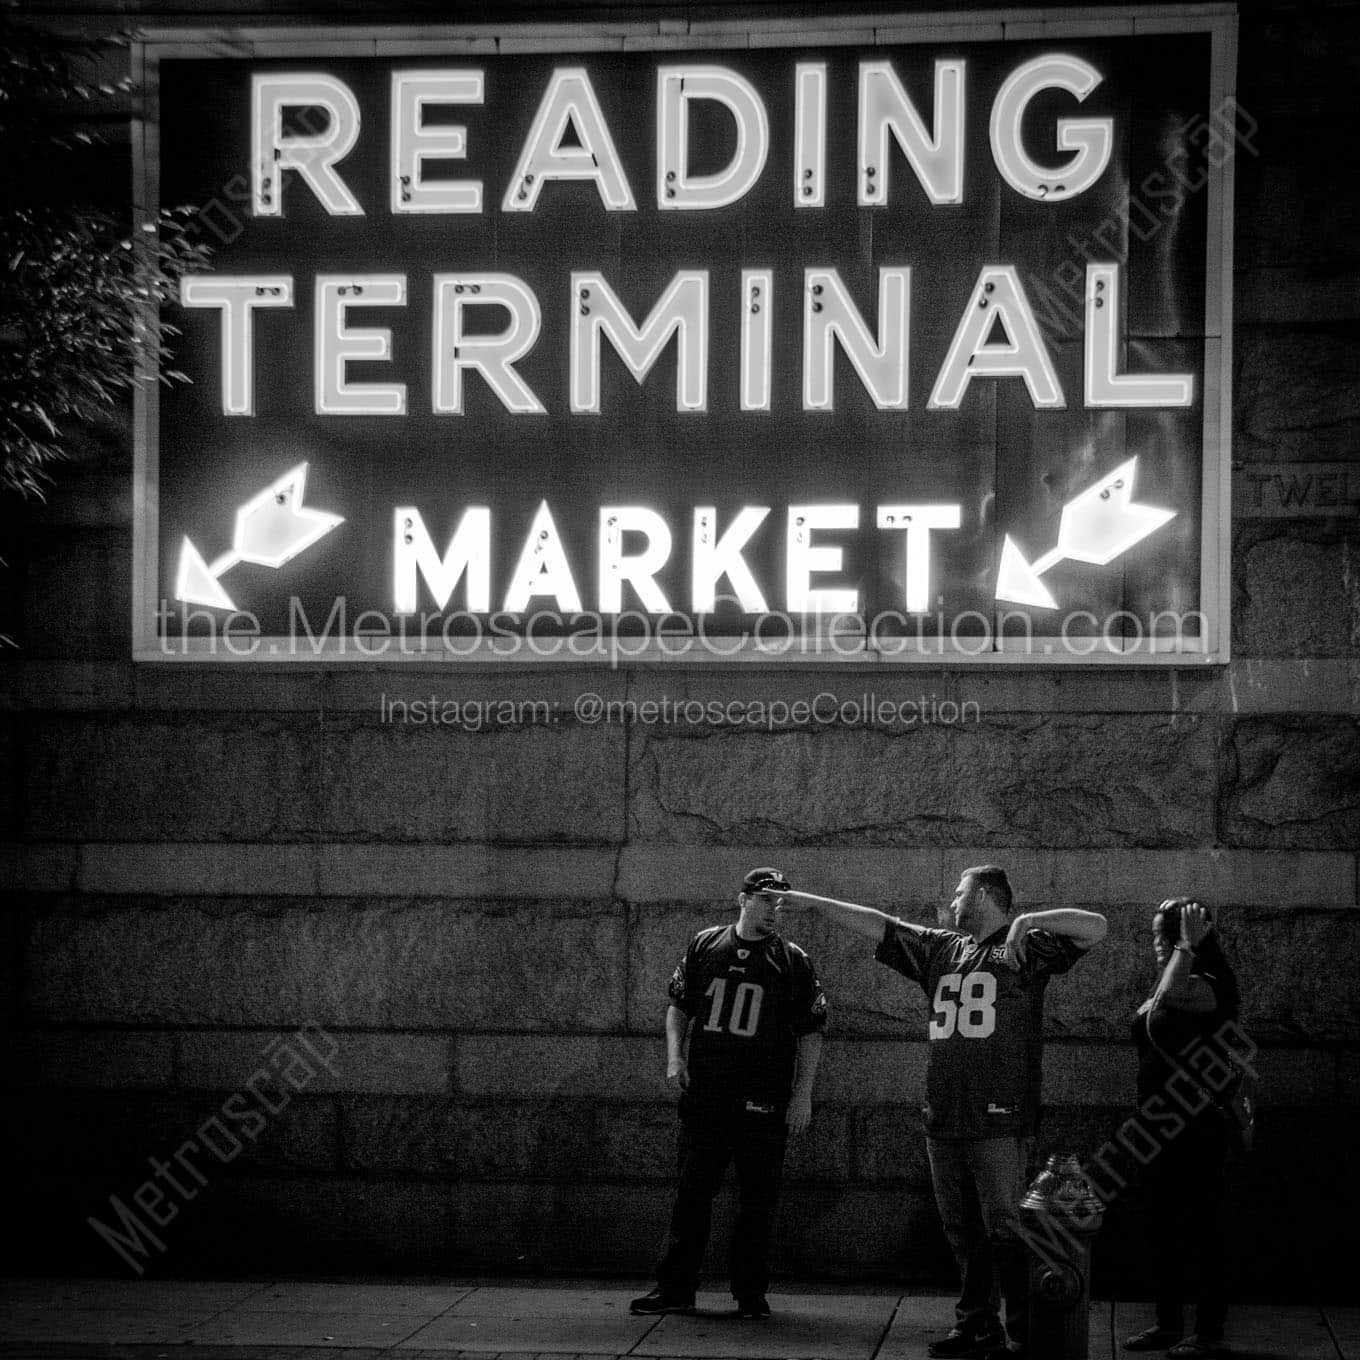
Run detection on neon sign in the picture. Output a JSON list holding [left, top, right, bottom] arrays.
[[137, 12, 1236, 662]]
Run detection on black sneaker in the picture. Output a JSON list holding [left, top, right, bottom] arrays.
[[979, 1346, 1026, 1360], [629, 1288, 694, 1315], [928, 1326, 1004, 1358], [735, 1296, 771, 1319]]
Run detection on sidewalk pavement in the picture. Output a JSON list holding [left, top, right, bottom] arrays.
[[0, 1280, 1354, 1359]]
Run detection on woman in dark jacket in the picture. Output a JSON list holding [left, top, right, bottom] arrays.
[[1123, 899, 1240, 1359]]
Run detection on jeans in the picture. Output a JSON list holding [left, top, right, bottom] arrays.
[[927, 1135, 1031, 1347], [655, 1098, 788, 1302]]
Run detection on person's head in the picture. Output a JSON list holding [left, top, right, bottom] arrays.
[[948, 865, 1013, 937], [1152, 897, 1240, 1018], [737, 866, 790, 938]]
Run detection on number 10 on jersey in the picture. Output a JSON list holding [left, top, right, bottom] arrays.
[[704, 978, 764, 1037]]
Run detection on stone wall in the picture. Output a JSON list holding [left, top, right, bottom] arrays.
[[3, 0, 1358, 1299]]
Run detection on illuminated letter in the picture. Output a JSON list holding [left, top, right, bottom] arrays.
[[599, 507, 673, 613], [929, 266, 1064, 409], [794, 63, 827, 207], [394, 507, 491, 612], [859, 59, 965, 205], [657, 66, 769, 210], [571, 271, 708, 413], [503, 68, 635, 211], [314, 275, 407, 415], [179, 275, 293, 415], [990, 54, 1112, 201], [391, 71, 483, 214], [433, 274, 544, 414], [693, 506, 769, 613], [803, 267, 910, 411], [252, 74, 362, 216], [1084, 264, 1193, 407], [741, 269, 773, 411], [787, 505, 859, 614], [877, 504, 962, 613], [503, 501, 582, 612]]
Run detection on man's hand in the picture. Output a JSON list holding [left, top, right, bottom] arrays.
[[786, 1091, 813, 1135], [666, 1057, 690, 1091], [1001, 912, 1034, 970]]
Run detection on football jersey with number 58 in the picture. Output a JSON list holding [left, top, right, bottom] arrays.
[[876, 920, 1084, 1138]]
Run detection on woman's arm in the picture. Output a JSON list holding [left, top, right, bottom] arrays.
[[1152, 901, 1218, 1013]]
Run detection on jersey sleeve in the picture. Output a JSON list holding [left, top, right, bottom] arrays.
[[666, 939, 701, 1015], [1021, 928, 1086, 978], [792, 950, 830, 1037], [875, 919, 950, 983]]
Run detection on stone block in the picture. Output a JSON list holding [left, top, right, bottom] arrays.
[[449, 1181, 670, 1271], [21, 530, 128, 658], [1188, 661, 1360, 716], [172, 1176, 453, 1272], [1229, 908, 1360, 1042], [810, 1041, 927, 1105], [22, 716, 320, 841], [316, 843, 616, 899], [25, 899, 626, 1030], [133, 669, 324, 712], [618, 845, 947, 906], [3, 1030, 173, 1089], [8, 1089, 337, 1174], [4, 661, 135, 712], [1239, 9, 1360, 111], [323, 669, 626, 714], [592, 1102, 676, 1180], [1235, 113, 1353, 269], [1235, 265, 1360, 326], [341, 1097, 596, 1178], [0, 718, 15, 838], [455, 1035, 664, 1099], [1235, 328, 1360, 464], [852, 1106, 931, 1185], [1338, 1050, 1360, 1105], [629, 716, 1216, 848], [783, 1103, 853, 1182], [0, 843, 77, 892], [1233, 527, 1360, 658], [178, 1030, 449, 1095], [953, 670, 1175, 715], [321, 719, 625, 843], [775, 1186, 949, 1278], [77, 843, 317, 896], [1043, 1044, 1136, 1106], [1222, 717, 1360, 847], [1251, 1048, 1337, 1107]]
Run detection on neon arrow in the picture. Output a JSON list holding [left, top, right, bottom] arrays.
[[995, 457, 1175, 609], [175, 462, 343, 610]]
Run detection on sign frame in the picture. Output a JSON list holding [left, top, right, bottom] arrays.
[[131, 6, 1238, 666]]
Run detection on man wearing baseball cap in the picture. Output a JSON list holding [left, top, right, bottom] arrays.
[[630, 868, 828, 1320]]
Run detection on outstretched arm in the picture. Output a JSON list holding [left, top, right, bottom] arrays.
[[781, 890, 903, 941]]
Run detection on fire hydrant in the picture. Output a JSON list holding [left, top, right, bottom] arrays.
[[1018, 1152, 1105, 1360]]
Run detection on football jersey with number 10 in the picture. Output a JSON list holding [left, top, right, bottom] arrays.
[[669, 925, 828, 1107]]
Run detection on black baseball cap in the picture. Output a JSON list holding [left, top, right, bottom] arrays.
[[743, 867, 790, 894]]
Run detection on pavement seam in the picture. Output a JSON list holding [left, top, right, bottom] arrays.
[[866, 1290, 905, 1360]]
